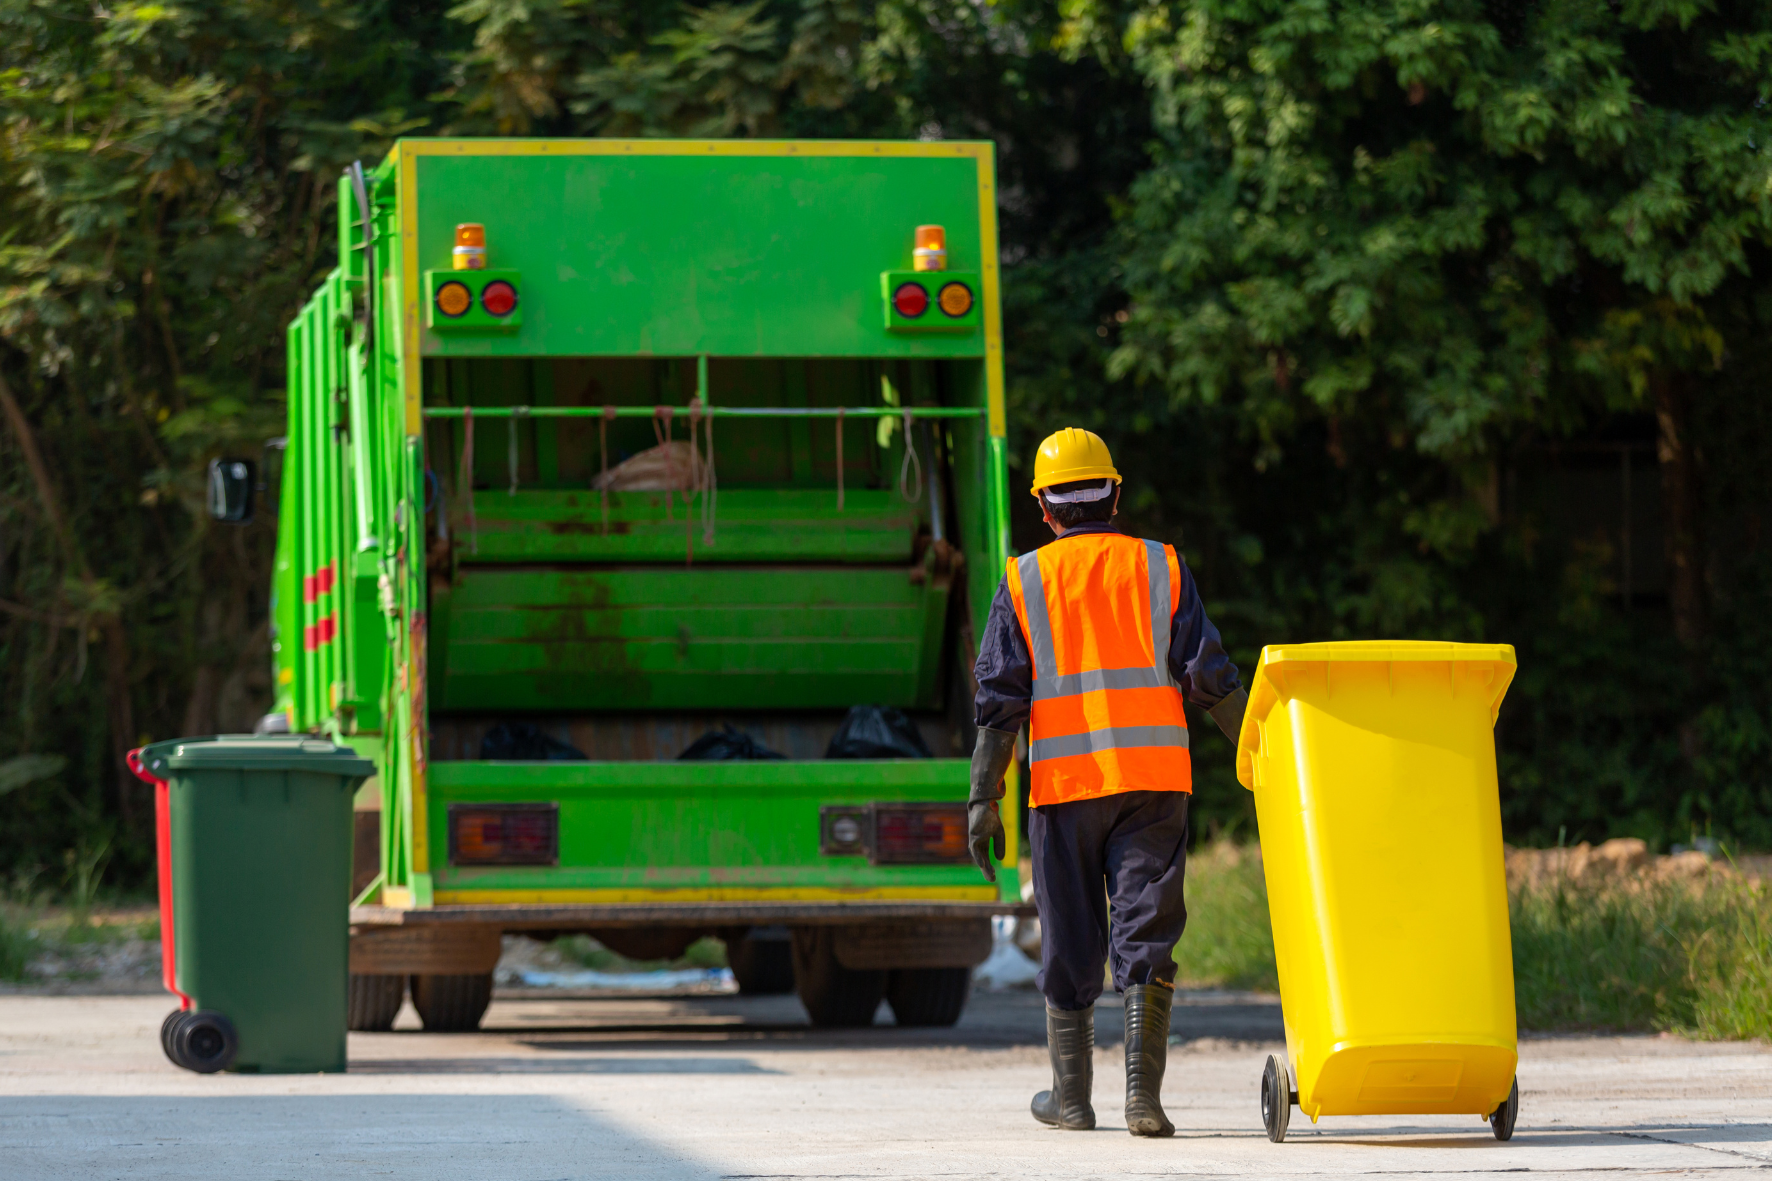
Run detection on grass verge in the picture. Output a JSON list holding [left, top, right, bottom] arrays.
[[1175, 841, 1771, 1038], [0, 906, 34, 982], [1512, 871, 1771, 1038], [1173, 841, 1278, 991]]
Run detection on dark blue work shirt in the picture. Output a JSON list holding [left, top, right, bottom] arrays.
[[973, 520, 1242, 733]]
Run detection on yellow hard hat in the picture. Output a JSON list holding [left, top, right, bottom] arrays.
[[1030, 427, 1121, 496]]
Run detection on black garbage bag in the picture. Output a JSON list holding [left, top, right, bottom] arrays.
[[678, 725, 786, 761], [480, 722, 588, 761], [825, 705, 931, 759]]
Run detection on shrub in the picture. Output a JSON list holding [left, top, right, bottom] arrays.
[[1176, 841, 1770, 1040], [0, 908, 35, 982], [1174, 842, 1278, 991], [1502, 872, 1769, 1036]]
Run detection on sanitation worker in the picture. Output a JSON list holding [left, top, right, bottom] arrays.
[[967, 427, 1247, 1137]]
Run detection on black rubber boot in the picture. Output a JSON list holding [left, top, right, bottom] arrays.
[[1124, 984, 1175, 1137], [1031, 1004, 1096, 1130]]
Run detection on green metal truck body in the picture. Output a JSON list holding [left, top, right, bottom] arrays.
[[273, 139, 1018, 1026]]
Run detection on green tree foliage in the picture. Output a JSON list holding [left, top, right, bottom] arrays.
[[1, 1, 1768, 894], [1047, 0, 1772, 844], [0, 0, 460, 884]]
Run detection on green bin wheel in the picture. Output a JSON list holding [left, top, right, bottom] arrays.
[[410, 973, 493, 1032], [885, 967, 971, 1027], [726, 932, 796, 996], [347, 974, 406, 1032], [159, 1009, 187, 1064], [790, 928, 885, 1028], [1261, 1054, 1291, 1143], [1490, 1078, 1519, 1141], [170, 1010, 238, 1074]]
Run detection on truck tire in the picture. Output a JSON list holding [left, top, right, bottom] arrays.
[[791, 928, 885, 1027], [410, 973, 493, 1032], [726, 929, 795, 995], [347, 973, 406, 1031], [886, 967, 972, 1027]]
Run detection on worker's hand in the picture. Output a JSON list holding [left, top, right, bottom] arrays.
[[968, 726, 1017, 882], [1207, 687, 1248, 747], [968, 800, 1006, 883]]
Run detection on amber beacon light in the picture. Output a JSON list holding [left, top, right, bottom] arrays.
[[453, 223, 487, 270], [912, 224, 946, 272]]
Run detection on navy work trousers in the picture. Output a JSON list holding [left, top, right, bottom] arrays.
[[1029, 789, 1190, 1011]]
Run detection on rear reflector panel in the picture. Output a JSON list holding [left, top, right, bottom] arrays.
[[449, 803, 559, 866], [870, 802, 970, 866]]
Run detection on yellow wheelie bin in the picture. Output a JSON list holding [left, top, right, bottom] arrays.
[[1236, 641, 1519, 1142]]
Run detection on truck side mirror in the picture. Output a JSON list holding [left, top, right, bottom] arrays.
[[207, 458, 256, 524]]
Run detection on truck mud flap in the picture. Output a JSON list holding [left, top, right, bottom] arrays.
[[350, 924, 502, 976], [830, 919, 992, 971]]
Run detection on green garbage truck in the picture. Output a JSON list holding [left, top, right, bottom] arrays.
[[254, 138, 1022, 1031]]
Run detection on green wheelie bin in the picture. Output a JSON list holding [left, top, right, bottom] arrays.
[[128, 735, 375, 1073]]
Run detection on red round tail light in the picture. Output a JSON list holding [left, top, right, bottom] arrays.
[[892, 282, 929, 319], [481, 280, 518, 317]]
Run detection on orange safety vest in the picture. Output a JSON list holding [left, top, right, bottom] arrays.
[[1006, 533, 1191, 808]]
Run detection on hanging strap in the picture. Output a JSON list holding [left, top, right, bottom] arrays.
[[508, 405, 526, 495], [598, 405, 614, 535], [653, 405, 675, 521], [835, 407, 846, 513], [685, 399, 702, 567], [899, 408, 923, 503], [459, 407, 477, 554], [427, 467, 447, 543], [701, 404, 718, 547]]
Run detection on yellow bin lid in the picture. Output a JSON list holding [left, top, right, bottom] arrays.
[[1236, 640, 1516, 790]]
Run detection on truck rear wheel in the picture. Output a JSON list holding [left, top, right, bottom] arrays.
[[410, 973, 493, 1032], [886, 967, 971, 1027], [791, 928, 885, 1027], [347, 974, 406, 1031], [726, 928, 795, 995]]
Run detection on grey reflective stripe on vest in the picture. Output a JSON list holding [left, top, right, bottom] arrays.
[[1145, 539, 1172, 685], [1030, 725, 1190, 763], [1017, 550, 1057, 681], [1033, 664, 1168, 702]]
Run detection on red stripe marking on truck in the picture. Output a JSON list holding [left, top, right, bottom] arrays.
[[302, 562, 336, 604], [304, 612, 339, 651]]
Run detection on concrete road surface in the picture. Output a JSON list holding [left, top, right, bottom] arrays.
[[2, 988, 1769, 1179]]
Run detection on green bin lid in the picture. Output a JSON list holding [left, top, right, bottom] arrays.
[[139, 734, 377, 779]]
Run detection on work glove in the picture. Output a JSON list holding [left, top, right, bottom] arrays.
[[967, 726, 1017, 883], [1207, 687, 1249, 746]]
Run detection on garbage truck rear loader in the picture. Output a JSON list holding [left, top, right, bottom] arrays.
[[272, 139, 1022, 1030]]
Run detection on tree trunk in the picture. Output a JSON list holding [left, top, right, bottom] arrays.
[[0, 367, 139, 821], [1653, 372, 1707, 651], [104, 617, 138, 826]]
